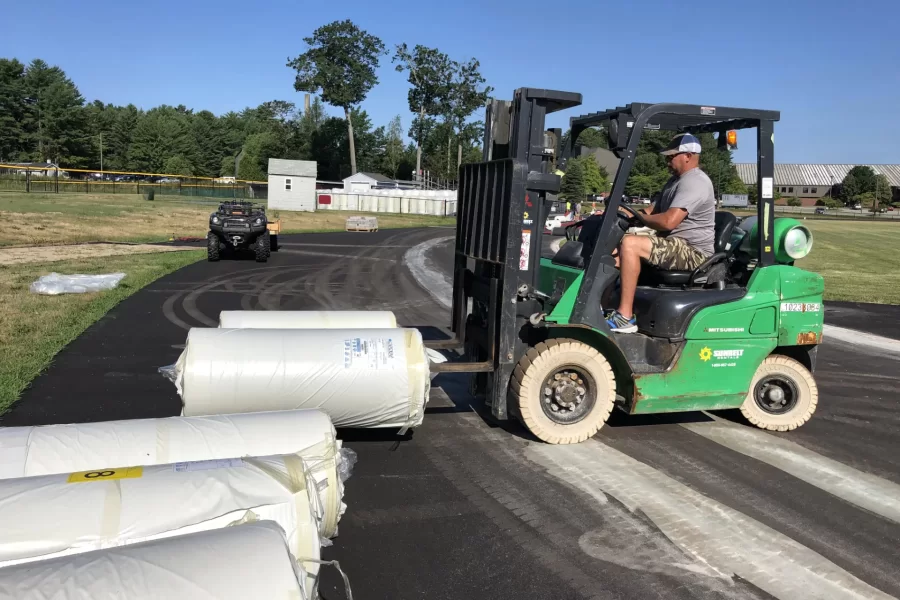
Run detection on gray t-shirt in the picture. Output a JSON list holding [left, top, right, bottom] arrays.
[[655, 167, 715, 256]]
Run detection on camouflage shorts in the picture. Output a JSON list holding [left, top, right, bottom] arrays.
[[647, 235, 707, 271]]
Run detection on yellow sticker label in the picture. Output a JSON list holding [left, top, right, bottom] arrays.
[[699, 347, 712, 361], [764, 245, 772, 252], [67, 467, 143, 483]]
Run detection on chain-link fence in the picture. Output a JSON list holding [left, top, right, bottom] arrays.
[[0, 164, 268, 201]]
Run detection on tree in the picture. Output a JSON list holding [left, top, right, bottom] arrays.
[[580, 156, 610, 194], [561, 126, 608, 154], [560, 157, 586, 200], [447, 57, 491, 170], [840, 166, 876, 204], [816, 196, 840, 208], [0, 59, 28, 161], [191, 110, 225, 177], [287, 19, 386, 176], [164, 155, 193, 176], [20, 59, 91, 166], [699, 133, 745, 198], [393, 44, 454, 181], [129, 106, 197, 173], [874, 173, 892, 209], [296, 96, 326, 160], [786, 197, 802, 207], [382, 116, 404, 178]]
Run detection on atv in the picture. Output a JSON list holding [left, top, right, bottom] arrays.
[[207, 201, 271, 262]]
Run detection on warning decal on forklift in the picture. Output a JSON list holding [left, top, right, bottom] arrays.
[[762, 177, 774, 199], [520, 231, 531, 270], [701, 106, 716, 115]]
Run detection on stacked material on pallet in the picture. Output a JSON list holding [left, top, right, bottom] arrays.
[[0, 409, 351, 539], [218, 309, 397, 329], [0, 521, 314, 600], [0, 453, 322, 592], [164, 327, 430, 430]]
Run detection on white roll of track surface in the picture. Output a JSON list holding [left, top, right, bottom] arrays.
[[168, 327, 430, 430], [0, 452, 322, 592], [0, 521, 313, 600], [0, 409, 349, 539], [218, 309, 398, 329]]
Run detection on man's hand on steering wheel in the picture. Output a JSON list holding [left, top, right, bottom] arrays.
[[617, 204, 647, 226]]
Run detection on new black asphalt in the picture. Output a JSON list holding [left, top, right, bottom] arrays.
[[5, 228, 900, 600]]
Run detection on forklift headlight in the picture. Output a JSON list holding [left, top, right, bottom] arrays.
[[784, 226, 813, 259], [254, 217, 263, 225], [211, 216, 220, 224]]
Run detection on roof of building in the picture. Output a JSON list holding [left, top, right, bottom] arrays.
[[267, 158, 316, 178], [735, 163, 900, 187], [343, 171, 394, 183]]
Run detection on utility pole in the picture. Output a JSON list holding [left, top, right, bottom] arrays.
[[99, 132, 103, 174]]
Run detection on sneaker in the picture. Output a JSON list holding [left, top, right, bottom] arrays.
[[606, 310, 638, 333]]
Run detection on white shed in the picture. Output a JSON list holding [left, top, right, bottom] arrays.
[[267, 159, 317, 211], [342, 172, 394, 192]]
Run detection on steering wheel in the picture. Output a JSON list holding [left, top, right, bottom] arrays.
[[617, 204, 647, 226]]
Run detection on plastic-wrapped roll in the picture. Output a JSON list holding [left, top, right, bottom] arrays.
[[0, 521, 312, 600], [0, 409, 350, 538], [0, 453, 322, 592], [219, 309, 397, 329], [167, 327, 430, 430]]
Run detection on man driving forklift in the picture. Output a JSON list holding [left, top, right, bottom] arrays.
[[605, 132, 716, 333]]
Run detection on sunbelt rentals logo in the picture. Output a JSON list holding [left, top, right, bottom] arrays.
[[700, 347, 744, 362]]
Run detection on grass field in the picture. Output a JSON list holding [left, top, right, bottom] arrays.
[[0, 192, 455, 246], [0, 250, 205, 415], [796, 219, 900, 304]]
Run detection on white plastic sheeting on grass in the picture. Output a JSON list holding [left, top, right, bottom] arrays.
[[29, 272, 126, 295], [218, 309, 397, 329], [0, 409, 351, 538], [0, 453, 322, 593], [0, 521, 313, 600], [165, 327, 430, 431]]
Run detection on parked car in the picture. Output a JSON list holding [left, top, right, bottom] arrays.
[[814, 208, 826, 215]]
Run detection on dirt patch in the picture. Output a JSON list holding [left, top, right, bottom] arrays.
[[0, 243, 200, 265]]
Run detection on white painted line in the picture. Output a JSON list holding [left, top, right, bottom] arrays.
[[823, 324, 900, 355], [403, 236, 453, 309], [527, 440, 894, 600], [682, 418, 900, 525]]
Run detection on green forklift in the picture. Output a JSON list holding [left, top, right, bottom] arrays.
[[429, 88, 823, 444]]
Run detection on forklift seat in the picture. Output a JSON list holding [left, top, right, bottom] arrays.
[[640, 211, 738, 287], [551, 240, 585, 269]]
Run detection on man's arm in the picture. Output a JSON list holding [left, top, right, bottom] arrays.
[[639, 207, 687, 232]]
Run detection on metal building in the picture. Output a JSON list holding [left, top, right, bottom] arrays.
[[735, 163, 900, 204]]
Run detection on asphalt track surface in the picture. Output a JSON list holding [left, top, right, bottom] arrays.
[[6, 228, 900, 600]]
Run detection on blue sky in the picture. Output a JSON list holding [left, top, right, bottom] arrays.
[[3, 0, 898, 164]]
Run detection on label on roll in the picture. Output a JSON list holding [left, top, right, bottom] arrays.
[[343, 337, 396, 370]]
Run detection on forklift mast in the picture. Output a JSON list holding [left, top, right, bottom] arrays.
[[430, 88, 582, 420]]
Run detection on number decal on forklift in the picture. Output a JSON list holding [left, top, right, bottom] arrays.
[[67, 467, 143, 483]]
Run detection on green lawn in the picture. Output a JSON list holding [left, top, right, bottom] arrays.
[[0, 250, 204, 414], [0, 192, 455, 247], [797, 220, 900, 304]]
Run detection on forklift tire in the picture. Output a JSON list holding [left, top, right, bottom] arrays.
[[739, 355, 818, 431], [207, 232, 220, 262], [512, 339, 616, 445]]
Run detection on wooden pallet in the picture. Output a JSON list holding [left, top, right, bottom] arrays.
[[345, 216, 379, 232]]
